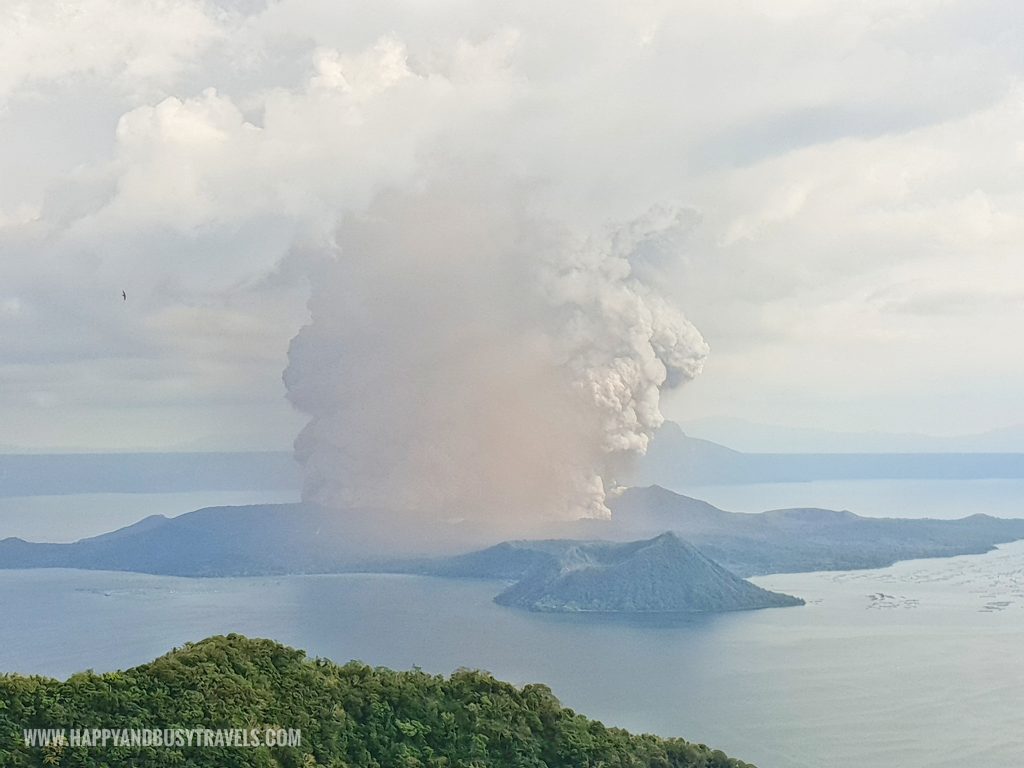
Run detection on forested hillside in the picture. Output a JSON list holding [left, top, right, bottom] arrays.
[[0, 634, 753, 767]]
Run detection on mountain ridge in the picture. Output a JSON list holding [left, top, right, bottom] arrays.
[[486, 532, 803, 613], [2, 486, 1024, 579], [678, 416, 1024, 453]]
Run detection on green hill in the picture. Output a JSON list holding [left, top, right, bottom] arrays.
[[0, 634, 753, 768]]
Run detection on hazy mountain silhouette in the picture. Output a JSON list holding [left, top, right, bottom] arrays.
[[3, 487, 1024, 580], [438, 532, 803, 612], [629, 421, 1024, 487]]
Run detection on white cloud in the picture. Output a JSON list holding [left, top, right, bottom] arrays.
[[2, 0, 1024, 449], [0, 0, 226, 104]]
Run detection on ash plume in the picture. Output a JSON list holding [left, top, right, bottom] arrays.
[[283, 172, 707, 527]]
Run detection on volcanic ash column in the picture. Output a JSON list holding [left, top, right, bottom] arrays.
[[283, 176, 708, 529]]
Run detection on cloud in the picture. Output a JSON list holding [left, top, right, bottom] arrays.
[[0, 0, 226, 105], [2, 0, 1024, 451]]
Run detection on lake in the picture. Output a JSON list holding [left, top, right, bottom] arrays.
[[1, 540, 1023, 768], [675, 478, 1024, 519]]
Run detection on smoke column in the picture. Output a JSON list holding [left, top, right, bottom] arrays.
[[284, 171, 707, 527]]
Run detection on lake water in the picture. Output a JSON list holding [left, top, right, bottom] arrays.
[[2, 482, 1023, 766], [2, 540, 1023, 768], [676, 478, 1024, 519]]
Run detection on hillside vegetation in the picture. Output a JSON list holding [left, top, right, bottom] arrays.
[[0, 634, 753, 768]]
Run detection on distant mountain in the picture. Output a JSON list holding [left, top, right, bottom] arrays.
[[0, 504, 388, 576], [478, 533, 803, 612], [678, 416, 1024, 453], [8, 431, 1024, 502], [628, 423, 742, 485], [628, 421, 1024, 486], [602, 485, 1024, 575], [0, 502, 802, 614], [3, 486, 1024, 580]]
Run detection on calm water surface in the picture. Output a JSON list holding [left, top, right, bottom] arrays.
[[2, 541, 1023, 768], [677, 478, 1024, 519]]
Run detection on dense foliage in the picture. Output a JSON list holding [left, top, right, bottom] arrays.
[[0, 634, 754, 767]]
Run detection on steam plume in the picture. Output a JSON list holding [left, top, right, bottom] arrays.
[[284, 172, 707, 525]]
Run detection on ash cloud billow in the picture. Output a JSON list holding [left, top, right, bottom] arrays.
[[284, 171, 707, 530]]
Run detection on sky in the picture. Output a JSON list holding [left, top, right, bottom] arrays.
[[2, 0, 1024, 453]]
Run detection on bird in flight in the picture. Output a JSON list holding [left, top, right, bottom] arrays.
[[122, 290, 127, 301]]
